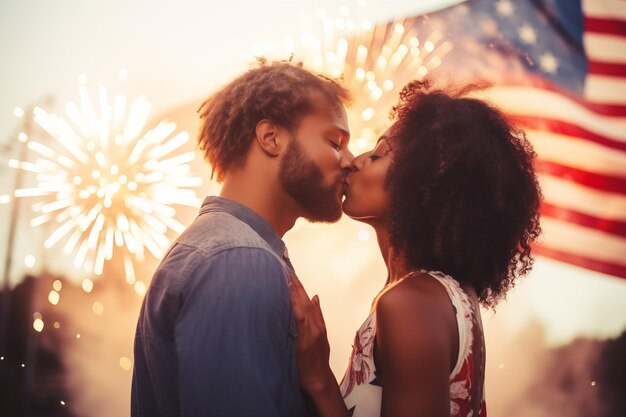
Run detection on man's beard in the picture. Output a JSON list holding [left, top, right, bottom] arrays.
[[279, 137, 343, 223]]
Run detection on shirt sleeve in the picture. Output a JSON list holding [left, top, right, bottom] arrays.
[[175, 247, 296, 417]]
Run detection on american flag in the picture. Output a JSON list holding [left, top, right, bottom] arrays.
[[405, 0, 626, 279]]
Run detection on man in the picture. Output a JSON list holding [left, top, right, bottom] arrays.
[[131, 61, 353, 416]]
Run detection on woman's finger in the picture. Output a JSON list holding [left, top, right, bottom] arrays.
[[312, 296, 326, 326], [289, 276, 315, 326], [291, 274, 307, 294], [311, 296, 327, 336], [291, 276, 313, 309]]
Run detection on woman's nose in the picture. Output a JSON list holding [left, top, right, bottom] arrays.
[[351, 152, 371, 171]]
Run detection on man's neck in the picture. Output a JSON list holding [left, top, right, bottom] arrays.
[[219, 177, 300, 238]]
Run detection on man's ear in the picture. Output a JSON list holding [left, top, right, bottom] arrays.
[[255, 119, 281, 157]]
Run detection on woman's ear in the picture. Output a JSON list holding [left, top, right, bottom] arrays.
[[255, 119, 281, 157]]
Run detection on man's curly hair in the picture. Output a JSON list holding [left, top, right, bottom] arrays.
[[386, 80, 542, 308], [197, 59, 351, 181]]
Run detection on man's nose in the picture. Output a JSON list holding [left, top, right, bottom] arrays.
[[340, 147, 355, 169]]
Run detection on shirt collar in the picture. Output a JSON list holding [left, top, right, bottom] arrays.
[[198, 196, 287, 258]]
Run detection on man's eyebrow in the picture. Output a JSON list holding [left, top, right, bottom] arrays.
[[328, 126, 350, 141]]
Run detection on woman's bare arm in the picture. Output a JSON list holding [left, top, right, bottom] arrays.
[[376, 274, 457, 417]]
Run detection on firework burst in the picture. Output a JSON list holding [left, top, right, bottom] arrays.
[[252, 4, 452, 150], [6, 74, 202, 283]]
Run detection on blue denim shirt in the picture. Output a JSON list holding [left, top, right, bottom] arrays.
[[132, 196, 311, 417]]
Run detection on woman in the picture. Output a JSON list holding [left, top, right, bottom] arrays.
[[290, 80, 542, 417]]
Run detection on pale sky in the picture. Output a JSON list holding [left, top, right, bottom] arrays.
[[0, 0, 463, 143]]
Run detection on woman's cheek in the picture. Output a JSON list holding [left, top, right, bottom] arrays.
[[345, 176, 389, 218]]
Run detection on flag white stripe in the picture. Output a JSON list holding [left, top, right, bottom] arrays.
[[584, 34, 626, 64], [541, 176, 626, 221], [479, 86, 626, 141], [540, 217, 626, 266], [527, 129, 626, 176], [585, 75, 626, 105], [582, 0, 626, 20]]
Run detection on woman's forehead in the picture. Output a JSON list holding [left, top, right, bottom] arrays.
[[376, 126, 394, 143]]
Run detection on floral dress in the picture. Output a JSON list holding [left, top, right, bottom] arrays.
[[339, 270, 487, 417]]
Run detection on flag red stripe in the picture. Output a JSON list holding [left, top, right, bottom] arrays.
[[512, 116, 626, 152], [588, 60, 626, 78], [541, 202, 626, 238], [537, 161, 626, 194], [585, 17, 626, 37], [533, 244, 626, 279]]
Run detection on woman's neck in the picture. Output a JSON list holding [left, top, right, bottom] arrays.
[[374, 226, 415, 286]]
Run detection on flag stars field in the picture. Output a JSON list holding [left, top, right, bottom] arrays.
[[519, 23, 538, 44], [496, 0, 515, 17], [540, 52, 560, 74]]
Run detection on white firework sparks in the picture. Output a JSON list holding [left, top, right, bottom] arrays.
[[6, 75, 202, 283], [252, 4, 452, 150]]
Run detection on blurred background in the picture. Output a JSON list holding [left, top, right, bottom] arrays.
[[1, 0, 625, 416]]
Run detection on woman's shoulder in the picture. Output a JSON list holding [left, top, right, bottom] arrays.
[[375, 271, 458, 341], [376, 271, 454, 312], [373, 271, 461, 394]]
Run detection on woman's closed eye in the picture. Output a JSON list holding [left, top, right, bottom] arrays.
[[368, 137, 391, 161], [368, 145, 391, 161]]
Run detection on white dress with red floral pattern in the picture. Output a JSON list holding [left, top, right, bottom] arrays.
[[339, 270, 487, 417]]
